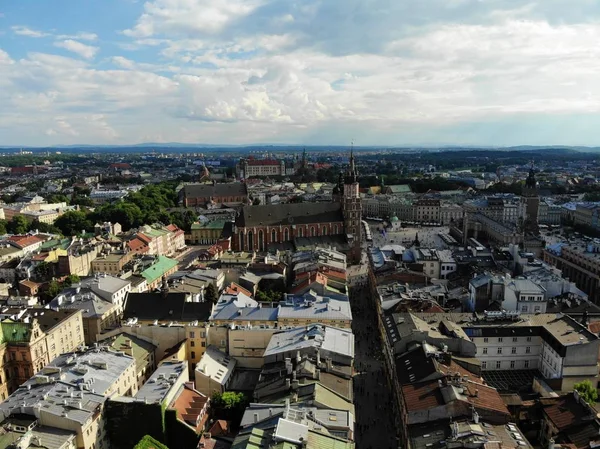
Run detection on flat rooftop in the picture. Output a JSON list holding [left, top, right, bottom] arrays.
[[135, 361, 187, 405]]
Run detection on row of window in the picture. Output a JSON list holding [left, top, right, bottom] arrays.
[[482, 336, 533, 343], [482, 360, 531, 369], [481, 346, 531, 355]]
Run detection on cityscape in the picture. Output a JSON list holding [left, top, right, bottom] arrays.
[[4, 1, 600, 449]]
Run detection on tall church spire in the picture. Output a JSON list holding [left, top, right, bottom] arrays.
[[345, 140, 358, 184]]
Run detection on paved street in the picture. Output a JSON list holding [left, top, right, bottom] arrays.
[[351, 284, 399, 449], [174, 245, 207, 268], [369, 223, 452, 249]]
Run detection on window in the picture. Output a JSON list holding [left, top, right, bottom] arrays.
[[202, 342, 206, 347], [498, 337, 503, 342], [512, 337, 518, 342], [525, 346, 531, 354], [497, 347, 502, 354], [511, 347, 517, 354], [527, 336, 532, 342], [483, 337, 488, 343], [189, 332, 195, 338], [190, 341, 195, 347], [521, 306, 528, 312], [482, 348, 488, 354], [496, 361, 501, 369], [191, 351, 196, 359], [510, 361, 515, 369], [482, 361, 487, 369], [524, 360, 530, 368]]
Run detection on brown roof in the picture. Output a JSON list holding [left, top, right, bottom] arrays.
[[402, 381, 445, 411], [541, 393, 592, 432], [402, 378, 509, 416], [169, 384, 208, 432], [224, 282, 253, 298], [588, 322, 600, 334], [209, 420, 230, 436], [8, 235, 43, 248]]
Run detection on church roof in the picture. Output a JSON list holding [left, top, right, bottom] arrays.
[[235, 203, 343, 228]]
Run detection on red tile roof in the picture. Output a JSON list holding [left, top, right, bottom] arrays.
[[541, 393, 592, 431], [246, 159, 280, 166], [588, 322, 600, 334], [224, 282, 253, 298], [209, 420, 230, 436], [165, 224, 178, 232], [8, 235, 43, 248], [169, 384, 208, 432], [136, 233, 152, 244], [127, 238, 148, 252], [402, 380, 445, 411]]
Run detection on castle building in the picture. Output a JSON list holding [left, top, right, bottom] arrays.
[[233, 149, 362, 261]]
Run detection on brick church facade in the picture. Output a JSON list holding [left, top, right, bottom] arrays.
[[233, 151, 362, 260]]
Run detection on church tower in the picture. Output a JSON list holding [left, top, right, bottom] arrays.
[[343, 145, 362, 262], [521, 165, 540, 235]]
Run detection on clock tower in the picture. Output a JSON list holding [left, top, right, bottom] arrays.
[[343, 146, 362, 262]]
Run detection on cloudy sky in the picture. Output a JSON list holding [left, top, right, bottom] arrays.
[[1, 0, 600, 147]]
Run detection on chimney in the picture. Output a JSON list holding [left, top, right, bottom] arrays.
[[314, 369, 320, 380], [326, 357, 332, 372], [549, 438, 555, 449], [286, 379, 291, 389], [316, 350, 321, 366], [253, 413, 259, 423], [296, 350, 301, 363], [472, 408, 479, 424]]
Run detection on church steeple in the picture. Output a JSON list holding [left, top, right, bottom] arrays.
[[345, 141, 358, 185]]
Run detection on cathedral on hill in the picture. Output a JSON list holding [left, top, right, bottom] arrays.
[[232, 150, 363, 262]]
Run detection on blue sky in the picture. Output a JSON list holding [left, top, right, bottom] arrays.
[[2, 0, 600, 146]]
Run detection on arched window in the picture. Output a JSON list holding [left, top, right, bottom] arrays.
[[239, 232, 244, 250], [284, 228, 289, 241], [248, 231, 254, 250], [322, 226, 327, 235], [258, 230, 264, 251], [298, 227, 304, 237], [333, 224, 338, 234], [271, 229, 277, 243], [311, 226, 316, 237]]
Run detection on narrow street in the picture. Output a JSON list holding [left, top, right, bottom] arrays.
[[351, 284, 399, 449]]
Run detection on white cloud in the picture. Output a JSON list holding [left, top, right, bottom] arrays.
[[123, 0, 263, 37], [11, 25, 48, 38], [57, 32, 98, 41], [54, 39, 99, 59], [6, 1, 600, 145]]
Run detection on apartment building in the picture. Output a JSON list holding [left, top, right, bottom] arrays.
[[387, 311, 600, 391], [58, 240, 103, 277], [543, 243, 600, 303], [413, 199, 440, 223], [0, 346, 138, 449], [1, 309, 84, 394], [91, 252, 133, 276]]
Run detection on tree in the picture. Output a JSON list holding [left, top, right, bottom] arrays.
[[46, 194, 70, 204], [34, 262, 52, 279], [64, 274, 80, 287], [0, 220, 6, 235], [54, 211, 93, 236], [7, 215, 30, 234], [204, 283, 218, 304], [47, 280, 62, 298], [574, 380, 598, 404], [210, 391, 248, 423]]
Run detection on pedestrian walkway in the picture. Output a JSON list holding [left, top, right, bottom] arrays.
[[351, 284, 399, 449]]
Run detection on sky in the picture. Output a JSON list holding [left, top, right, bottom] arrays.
[[2, 0, 600, 147]]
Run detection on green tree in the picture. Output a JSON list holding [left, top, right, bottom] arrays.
[[204, 283, 218, 304], [7, 215, 30, 234], [574, 380, 598, 404], [210, 391, 248, 423], [64, 274, 80, 287], [54, 211, 93, 236], [47, 280, 62, 298], [0, 220, 6, 235], [34, 262, 52, 279], [46, 194, 70, 204]]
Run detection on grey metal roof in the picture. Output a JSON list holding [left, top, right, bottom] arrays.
[[134, 361, 187, 405], [24, 347, 135, 397], [264, 325, 354, 360], [195, 345, 236, 386], [278, 293, 352, 322], [182, 182, 247, 199], [49, 288, 116, 318], [0, 382, 105, 426]]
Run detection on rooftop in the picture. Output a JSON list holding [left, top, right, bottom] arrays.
[[135, 361, 187, 405], [195, 345, 236, 386], [25, 346, 136, 396]]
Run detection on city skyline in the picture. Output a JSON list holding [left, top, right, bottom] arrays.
[[3, 0, 600, 147]]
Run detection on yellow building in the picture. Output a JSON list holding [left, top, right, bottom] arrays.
[[1, 309, 84, 394]]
